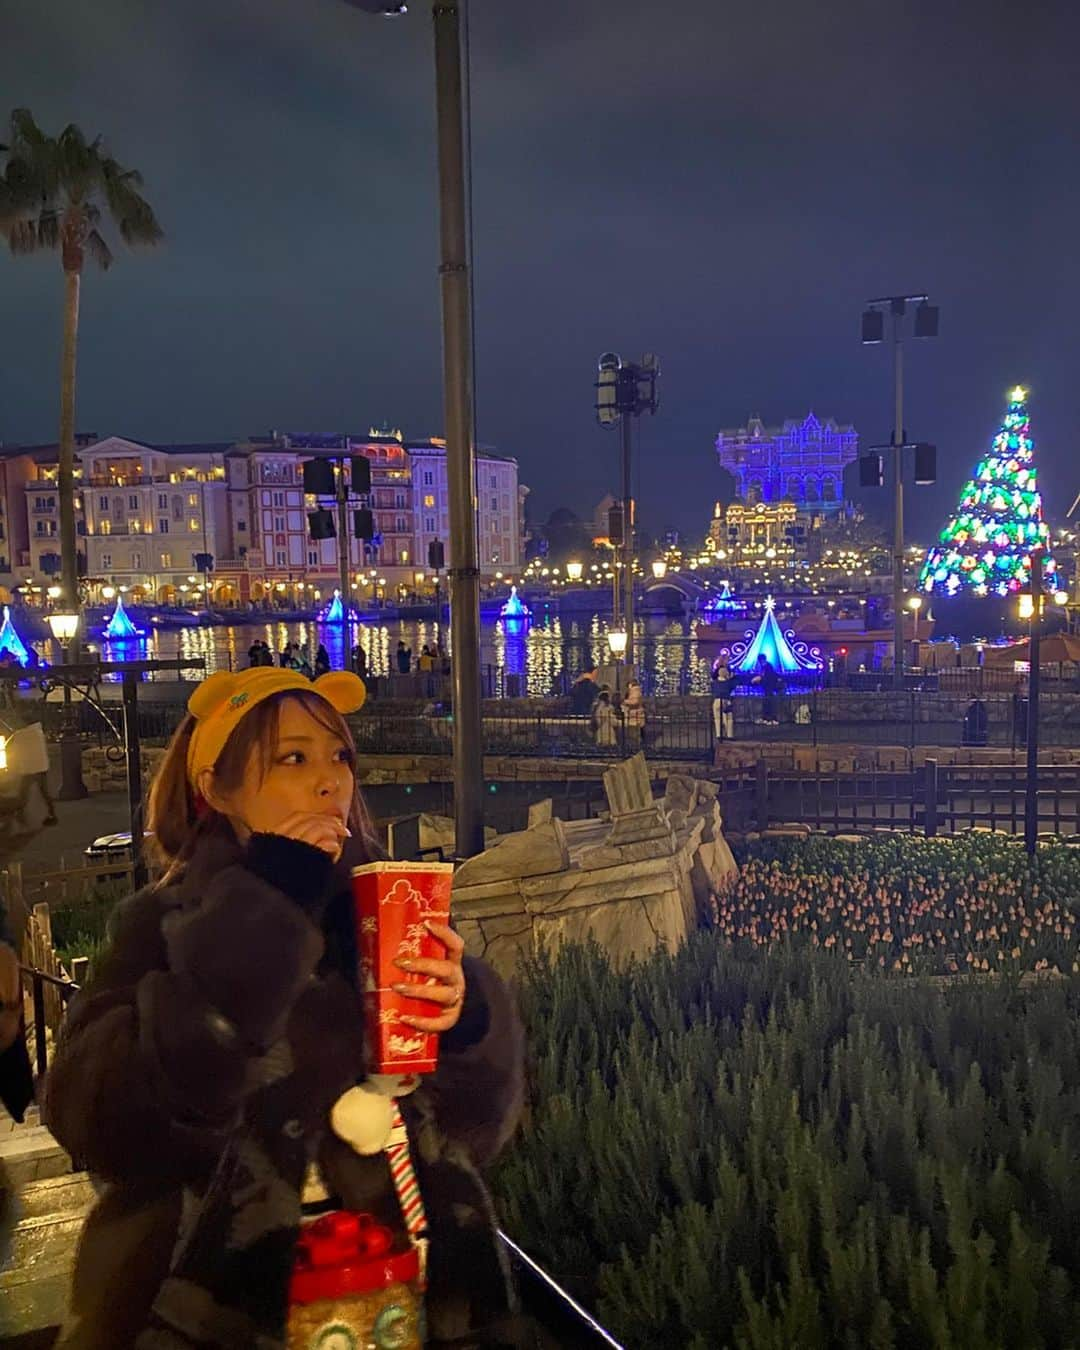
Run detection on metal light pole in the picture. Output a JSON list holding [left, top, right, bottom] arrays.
[[341, 0, 484, 857], [620, 410, 634, 666], [433, 0, 484, 858], [596, 352, 659, 673], [46, 610, 87, 801], [335, 457, 351, 623], [862, 294, 938, 689], [1024, 552, 1042, 856]]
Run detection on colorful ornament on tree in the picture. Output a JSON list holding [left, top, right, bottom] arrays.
[[919, 387, 1061, 600]]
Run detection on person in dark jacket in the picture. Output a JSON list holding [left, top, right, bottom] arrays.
[[396, 641, 412, 675], [569, 663, 598, 716], [44, 666, 526, 1349]]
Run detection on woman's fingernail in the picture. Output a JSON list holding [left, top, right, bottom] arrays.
[[396, 959, 413, 970]]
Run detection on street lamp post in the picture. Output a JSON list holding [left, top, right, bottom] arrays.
[[46, 609, 87, 801], [339, 0, 483, 857], [595, 352, 660, 669], [861, 294, 938, 689], [1021, 553, 1043, 856]]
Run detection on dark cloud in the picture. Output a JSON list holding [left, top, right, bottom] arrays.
[[2, 0, 1078, 540]]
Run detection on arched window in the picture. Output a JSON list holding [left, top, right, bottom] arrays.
[[747, 480, 763, 504], [822, 477, 836, 501], [787, 477, 803, 501], [804, 478, 820, 502]]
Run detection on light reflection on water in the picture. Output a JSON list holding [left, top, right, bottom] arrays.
[[89, 610, 714, 695]]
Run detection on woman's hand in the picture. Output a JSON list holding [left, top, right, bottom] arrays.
[[393, 921, 466, 1035], [270, 811, 350, 861]]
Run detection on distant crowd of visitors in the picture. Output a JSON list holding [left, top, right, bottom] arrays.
[[246, 636, 446, 683], [569, 662, 647, 748]]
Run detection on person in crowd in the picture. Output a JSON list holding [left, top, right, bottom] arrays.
[[351, 642, 367, 680], [279, 641, 293, 669], [622, 678, 646, 749], [418, 644, 435, 674], [711, 656, 735, 742], [314, 644, 331, 679], [753, 656, 781, 725], [396, 640, 412, 675], [591, 687, 620, 748], [44, 665, 525, 1349], [436, 644, 450, 676], [248, 640, 262, 669], [570, 662, 599, 716]]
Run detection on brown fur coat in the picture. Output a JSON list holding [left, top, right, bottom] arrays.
[[44, 831, 526, 1348]]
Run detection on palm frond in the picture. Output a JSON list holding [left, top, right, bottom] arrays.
[[84, 228, 113, 271], [6, 217, 40, 255], [36, 209, 60, 251], [103, 160, 163, 246]]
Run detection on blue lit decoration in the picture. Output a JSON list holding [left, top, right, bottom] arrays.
[[722, 596, 823, 675], [104, 594, 141, 640], [0, 607, 31, 665], [702, 579, 742, 615], [319, 590, 359, 624], [499, 586, 530, 624]]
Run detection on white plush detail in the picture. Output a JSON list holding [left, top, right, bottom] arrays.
[[330, 1084, 396, 1155]]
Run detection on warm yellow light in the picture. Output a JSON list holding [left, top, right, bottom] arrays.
[[607, 626, 628, 657], [907, 596, 922, 611], [47, 611, 80, 643], [0, 737, 6, 772], [1011, 385, 1027, 404], [1054, 590, 1069, 606], [651, 559, 667, 579], [1018, 593, 1035, 620], [566, 560, 584, 582]]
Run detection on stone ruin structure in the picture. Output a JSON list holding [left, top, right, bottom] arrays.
[[452, 754, 738, 979]]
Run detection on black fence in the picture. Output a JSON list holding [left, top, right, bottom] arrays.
[[750, 760, 1080, 838], [730, 687, 1080, 749]]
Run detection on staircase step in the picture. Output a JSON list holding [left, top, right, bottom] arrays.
[[0, 1130, 71, 1191], [0, 1173, 93, 1343]]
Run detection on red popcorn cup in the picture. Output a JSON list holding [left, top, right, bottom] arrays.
[[351, 861, 455, 1075]]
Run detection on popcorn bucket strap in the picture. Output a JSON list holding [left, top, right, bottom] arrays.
[[387, 1102, 429, 1287]]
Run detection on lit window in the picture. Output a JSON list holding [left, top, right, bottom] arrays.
[[190, 519, 200, 531], [160, 552, 172, 568], [100, 519, 111, 536], [423, 494, 435, 508], [188, 493, 199, 507]]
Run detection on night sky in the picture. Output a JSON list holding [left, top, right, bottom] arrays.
[[2, 0, 1078, 542]]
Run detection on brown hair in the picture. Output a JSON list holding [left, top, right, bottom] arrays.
[[147, 689, 376, 881]]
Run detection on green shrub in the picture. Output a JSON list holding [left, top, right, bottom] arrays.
[[496, 938, 1080, 1348]]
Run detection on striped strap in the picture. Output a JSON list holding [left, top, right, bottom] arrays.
[[387, 1101, 428, 1286]]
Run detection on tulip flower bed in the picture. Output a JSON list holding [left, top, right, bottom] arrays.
[[496, 938, 1080, 1349], [721, 832, 1080, 976]]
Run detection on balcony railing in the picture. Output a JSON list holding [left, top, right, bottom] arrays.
[[87, 475, 156, 487]]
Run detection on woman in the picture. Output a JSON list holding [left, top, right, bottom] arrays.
[[314, 643, 331, 678], [710, 656, 734, 742], [44, 667, 525, 1348], [622, 679, 646, 749], [591, 689, 620, 748]]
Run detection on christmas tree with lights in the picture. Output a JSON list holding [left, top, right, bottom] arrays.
[[918, 387, 1061, 600]]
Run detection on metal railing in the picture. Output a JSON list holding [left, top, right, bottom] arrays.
[[729, 688, 1080, 749], [756, 759, 1080, 837]]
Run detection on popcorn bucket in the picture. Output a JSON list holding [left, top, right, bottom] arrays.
[[287, 1209, 423, 1349], [351, 861, 454, 1075]]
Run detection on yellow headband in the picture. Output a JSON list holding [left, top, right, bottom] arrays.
[[185, 667, 367, 787]]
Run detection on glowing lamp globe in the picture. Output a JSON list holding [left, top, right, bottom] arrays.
[[565, 560, 584, 582], [651, 559, 668, 579], [607, 626, 628, 657], [47, 612, 79, 644], [1018, 594, 1035, 621], [1054, 590, 1069, 606]]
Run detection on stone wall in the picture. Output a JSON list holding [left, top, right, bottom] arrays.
[[452, 755, 738, 980]]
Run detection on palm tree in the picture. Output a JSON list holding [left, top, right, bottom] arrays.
[[0, 109, 162, 610]]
